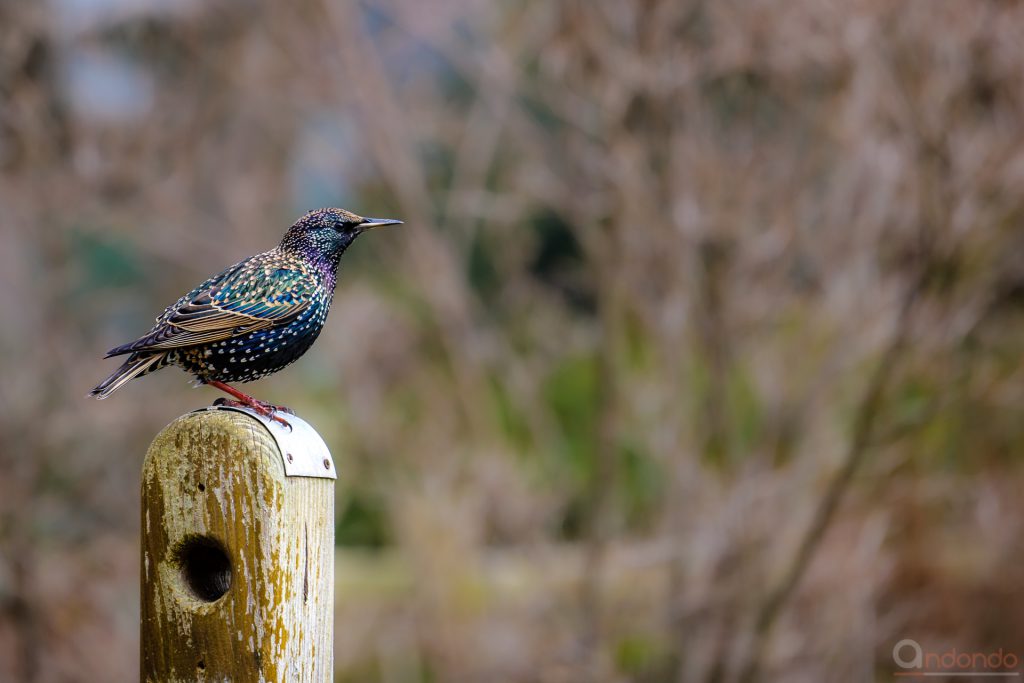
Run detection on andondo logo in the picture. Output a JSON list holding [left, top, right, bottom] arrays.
[[893, 639, 1021, 678]]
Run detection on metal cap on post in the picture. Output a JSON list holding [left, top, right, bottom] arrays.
[[141, 406, 335, 682]]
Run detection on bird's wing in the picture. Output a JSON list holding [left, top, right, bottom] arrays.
[[107, 256, 316, 355]]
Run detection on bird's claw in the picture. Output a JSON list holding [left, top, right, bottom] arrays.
[[213, 397, 293, 431], [267, 411, 293, 432]]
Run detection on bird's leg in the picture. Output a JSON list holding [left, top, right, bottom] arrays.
[[205, 380, 294, 429]]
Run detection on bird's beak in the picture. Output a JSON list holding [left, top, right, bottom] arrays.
[[360, 217, 403, 230]]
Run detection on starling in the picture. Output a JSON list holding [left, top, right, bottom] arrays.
[[90, 208, 402, 427]]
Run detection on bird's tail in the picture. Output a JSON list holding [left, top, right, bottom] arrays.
[[89, 353, 168, 399]]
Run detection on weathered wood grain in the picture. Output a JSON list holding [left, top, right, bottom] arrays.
[[141, 410, 334, 682]]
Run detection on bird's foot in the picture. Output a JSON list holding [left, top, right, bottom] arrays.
[[213, 397, 293, 430], [205, 379, 295, 430]]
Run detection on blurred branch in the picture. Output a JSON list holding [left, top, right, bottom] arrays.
[[737, 262, 928, 683], [323, 0, 499, 441], [2, 550, 41, 683], [694, 236, 734, 464], [578, 217, 626, 679]]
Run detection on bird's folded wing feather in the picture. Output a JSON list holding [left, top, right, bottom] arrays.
[[110, 260, 314, 354]]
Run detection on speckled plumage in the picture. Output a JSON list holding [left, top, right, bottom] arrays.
[[91, 208, 402, 406]]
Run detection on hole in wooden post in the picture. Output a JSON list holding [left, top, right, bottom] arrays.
[[174, 535, 231, 602], [196, 659, 206, 672], [197, 482, 206, 492]]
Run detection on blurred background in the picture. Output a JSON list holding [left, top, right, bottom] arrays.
[[1, 0, 1023, 681]]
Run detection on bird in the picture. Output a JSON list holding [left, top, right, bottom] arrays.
[[90, 207, 402, 428]]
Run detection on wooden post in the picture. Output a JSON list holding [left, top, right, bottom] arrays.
[[141, 406, 336, 682]]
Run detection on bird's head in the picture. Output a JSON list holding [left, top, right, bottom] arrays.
[[280, 207, 402, 264]]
